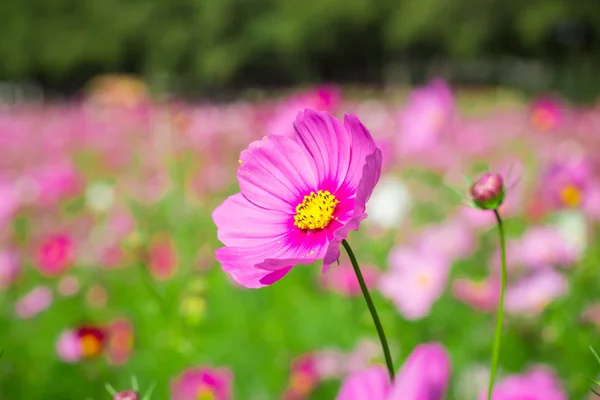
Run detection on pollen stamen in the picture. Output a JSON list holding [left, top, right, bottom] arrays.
[[560, 184, 581, 207], [294, 190, 339, 230]]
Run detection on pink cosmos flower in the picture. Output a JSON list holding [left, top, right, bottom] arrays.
[[452, 277, 500, 312], [171, 366, 233, 400], [0, 249, 20, 289], [213, 109, 382, 288], [530, 97, 563, 132], [379, 246, 450, 320], [265, 86, 342, 138], [107, 318, 134, 365], [0, 181, 18, 226], [15, 286, 53, 319], [282, 354, 320, 400], [508, 225, 580, 269], [397, 79, 454, 155], [57, 275, 80, 296], [32, 161, 82, 207], [539, 156, 592, 209], [480, 365, 567, 400], [148, 233, 179, 280], [413, 218, 475, 261], [336, 342, 451, 400], [505, 270, 568, 316], [36, 233, 74, 276], [318, 263, 381, 297], [56, 329, 83, 362], [307, 338, 384, 384], [56, 325, 107, 362]]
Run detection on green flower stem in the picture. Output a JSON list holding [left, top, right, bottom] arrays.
[[137, 247, 170, 318], [342, 239, 395, 381], [487, 209, 508, 400]]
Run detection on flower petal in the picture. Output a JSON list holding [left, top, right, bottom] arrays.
[[322, 149, 382, 272], [237, 135, 317, 212], [341, 114, 379, 190], [388, 343, 451, 400], [335, 365, 391, 400], [293, 109, 351, 190], [213, 193, 291, 247]]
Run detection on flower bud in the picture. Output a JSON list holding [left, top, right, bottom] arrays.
[[114, 390, 139, 400], [470, 173, 505, 210]]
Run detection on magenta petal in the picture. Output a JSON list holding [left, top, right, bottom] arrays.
[[335, 365, 391, 400], [213, 193, 290, 247], [259, 266, 293, 285], [237, 135, 317, 211], [342, 114, 379, 190], [293, 109, 351, 188], [322, 149, 381, 272], [355, 149, 383, 215], [388, 343, 451, 400]]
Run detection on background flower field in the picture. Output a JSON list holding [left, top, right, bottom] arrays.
[[1, 78, 600, 399]]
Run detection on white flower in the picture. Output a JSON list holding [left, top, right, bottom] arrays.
[[85, 182, 115, 213], [366, 176, 412, 229]]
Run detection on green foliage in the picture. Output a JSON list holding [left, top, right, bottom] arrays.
[[0, 0, 598, 91]]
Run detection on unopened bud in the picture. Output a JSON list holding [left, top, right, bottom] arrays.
[[470, 173, 505, 210], [114, 390, 139, 400]]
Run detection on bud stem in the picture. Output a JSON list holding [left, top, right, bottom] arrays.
[[487, 209, 508, 400]]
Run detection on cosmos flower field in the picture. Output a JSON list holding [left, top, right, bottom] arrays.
[[1, 76, 600, 399]]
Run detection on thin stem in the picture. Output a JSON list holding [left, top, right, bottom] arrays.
[[137, 247, 170, 318], [341, 239, 395, 381], [487, 209, 508, 400]]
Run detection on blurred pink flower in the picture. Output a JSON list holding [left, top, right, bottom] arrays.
[[505, 270, 568, 316], [510, 225, 580, 269], [311, 338, 383, 382], [539, 157, 592, 210], [530, 97, 563, 132], [453, 277, 500, 312], [36, 233, 74, 276], [265, 86, 342, 138], [336, 342, 451, 400], [318, 263, 380, 297], [481, 365, 567, 400], [148, 234, 179, 280], [107, 318, 134, 365], [56, 329, 83, 362], [15, 286, 53, 319], [56, 325, 107, 362], [86, 284, 108, 308], [57, 275, 80, 296], [32, 161, 82, 207], [413, 218, 475, 261], [0, 181, 18, 226], [171, 366, 233, 400], [397, 79, 454, 155], [282, 354, 320, 400], [379, 246, 450, 320], [0, 249, 20, 288]]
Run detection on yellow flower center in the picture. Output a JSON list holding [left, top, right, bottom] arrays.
[[560, 184, 581, 207], [294, 190, 339, 230], [81, 334, 101, 358], [196, 387, 215, 400]]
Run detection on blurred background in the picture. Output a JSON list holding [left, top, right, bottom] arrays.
[[1, 0, 600, 399]]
